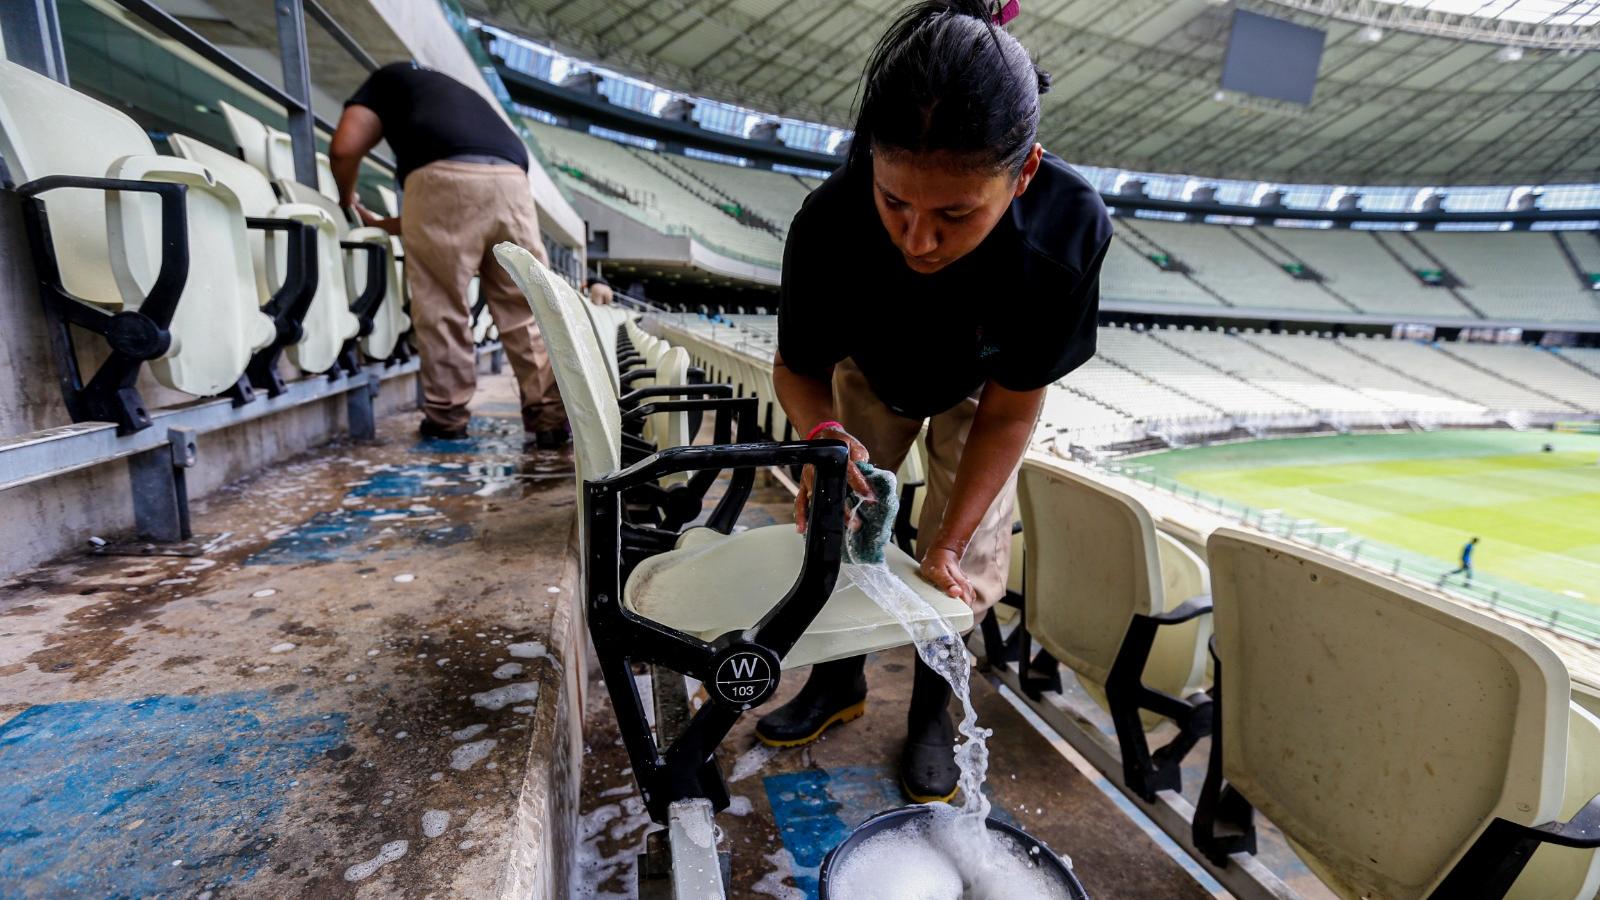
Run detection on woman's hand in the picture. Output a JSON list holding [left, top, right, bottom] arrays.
[[919, 546, 977, 609], [795, 425, 873, 533]]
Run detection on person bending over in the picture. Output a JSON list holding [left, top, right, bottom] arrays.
[[760, 0, 1112, 803], [331, 62, 569, 448]]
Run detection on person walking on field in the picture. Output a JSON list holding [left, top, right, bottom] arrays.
[[1442, 536, 1479, 585], [330, 61, 569, 448]]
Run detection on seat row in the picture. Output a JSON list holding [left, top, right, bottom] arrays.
[[0, 60, 412, 434], [520, 265, 1600, 898]]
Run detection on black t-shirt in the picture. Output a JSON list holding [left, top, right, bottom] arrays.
[[779, 151, 1111, 419], [345, 62, 529, 186]]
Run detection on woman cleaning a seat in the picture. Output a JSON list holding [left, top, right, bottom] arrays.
[[760, 0, 1113, 802]]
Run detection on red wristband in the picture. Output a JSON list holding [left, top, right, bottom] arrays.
[[805, 420, 845, 441]]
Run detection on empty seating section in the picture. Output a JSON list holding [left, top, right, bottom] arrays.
[[1263, 227, 1472, 318], [1354, 337, 1579, 413], [1125, 219, 1348, 312], [671, 155, 812, 235], [526, 121, 783, 265], [1562, 232, 1600, 279], [1438, 343, 1600, 411], [1168, 328, 1389, 415], [1101, 234, 1222, 307], [1415, 232, 1600, 322], [1242, 332, 1486, 416], [1062, 357, 1217, 423], [1095, 327, 1305, 417]]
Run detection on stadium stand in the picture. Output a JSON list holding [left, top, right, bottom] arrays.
[[1094, 326, 1311, 419], [1414, 232, 1600, 322], [1350, 337, 1581, 414], [1101, 233, 1226, 308], [1437, 343, 1600, 412], [1239, 332, 1489, 419], [1120, 219, 1351, 313], [667, 154, 812, 236], [1261, 227, 1477, 319], [525, 120, 784, 265]]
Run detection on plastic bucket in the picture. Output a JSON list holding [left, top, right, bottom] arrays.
[[817, 806, 1089, 899]]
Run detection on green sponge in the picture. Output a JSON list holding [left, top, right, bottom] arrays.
[[845, 462, 899, 564]]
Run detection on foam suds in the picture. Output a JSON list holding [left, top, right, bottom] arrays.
[[471, 682, 538, 710], [728, 741, 781, 783], [421, 810, 450, 838], [268, 642, 297, 654], [451, 723, 488, 741], [506, 641, 546, 659], [343, 839, 408, 881], [449, 739, 496, 770], [492, 662, 524, 680], [827, 814, 1072, 900]]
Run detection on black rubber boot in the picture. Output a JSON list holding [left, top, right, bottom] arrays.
[[755, 656, 868, 748], [900, 654, 960, 803], [419, 418, 468, 441]]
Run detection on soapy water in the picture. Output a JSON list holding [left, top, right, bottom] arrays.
[[827, 813, 1074, 900], [835, 465, 1069, 898]]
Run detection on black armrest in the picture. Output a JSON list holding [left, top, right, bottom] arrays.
[[18, 175, 190, 328], [246, 217, 318, 337], [341, 240, 387, 333], [1149, 595, 1212, 625], [619, 367, 656, 391], [1433, 793, 1600, 897], [617, 353, 646, 370], [618, 383, 734, 411]]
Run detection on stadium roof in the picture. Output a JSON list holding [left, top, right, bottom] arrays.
[[462, 0, 1600, 186]]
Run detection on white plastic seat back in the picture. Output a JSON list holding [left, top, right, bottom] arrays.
[[1016, 455, 1210, 706], [376, 185, 400, 217], [493, 244, 622, 492], [470, 278, 492, 344], [0, 62, 273, 395], [362, 234, 410, 361], [315, 152, 338, 202], [167, 134, 359, 374], [218, 101, 276, 175], [277, 179, 398, 348], [579, 291, 621, 393], [1207, 528, 1571, 900]]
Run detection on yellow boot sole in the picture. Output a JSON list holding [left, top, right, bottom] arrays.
[[899, 777, 959, 805], [755, 699, 867, 749]]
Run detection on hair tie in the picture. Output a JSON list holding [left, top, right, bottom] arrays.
[[991, 0, 1020, 26]]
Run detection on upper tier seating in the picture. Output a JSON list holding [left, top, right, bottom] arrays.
[[1415, 232, 1600, 322], [1101, 232, 1223, 308], [1123, 219, 1349, 313], [526, 121, 784, 265], [1260, 227, 1475, 319], [669, 155, 812, 235], [0, 58, 275, 429]]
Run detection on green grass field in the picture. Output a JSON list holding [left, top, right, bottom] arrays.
[[1135, 430, 1600, 606]]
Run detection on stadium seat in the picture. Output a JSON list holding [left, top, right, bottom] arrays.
[[494, 241, 972, 822], [0, 59, 275, 432], [1012, 454, 1214, 801], [167, 134, 360, 387], [1196, 528, 1600, 900], [220, 100, 407, 363]]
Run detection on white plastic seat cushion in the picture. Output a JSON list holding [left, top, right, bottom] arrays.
[[494, 242, 972, 665], [1207, 528, 1596, 900], [277, 180, 403, 358], [168, 134, 359, 374], [627, 524, 972, 669], [0, 62, 273, 396]]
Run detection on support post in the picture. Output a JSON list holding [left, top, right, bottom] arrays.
[[347, 374, 378, 441], [274, 0, 319, 188], [127, 428, 197, 542], [0, 0, 68, 84], [490, 347, 505, 374]]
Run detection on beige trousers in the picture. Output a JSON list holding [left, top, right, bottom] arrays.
[[401, 161, 565, 432], [832, 359, 1019, 614]]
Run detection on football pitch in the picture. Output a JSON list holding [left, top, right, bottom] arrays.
[[1134, 430, 1600, 608]]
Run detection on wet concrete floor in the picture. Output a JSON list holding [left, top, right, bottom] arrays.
[[0, 373, 580, 898]]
